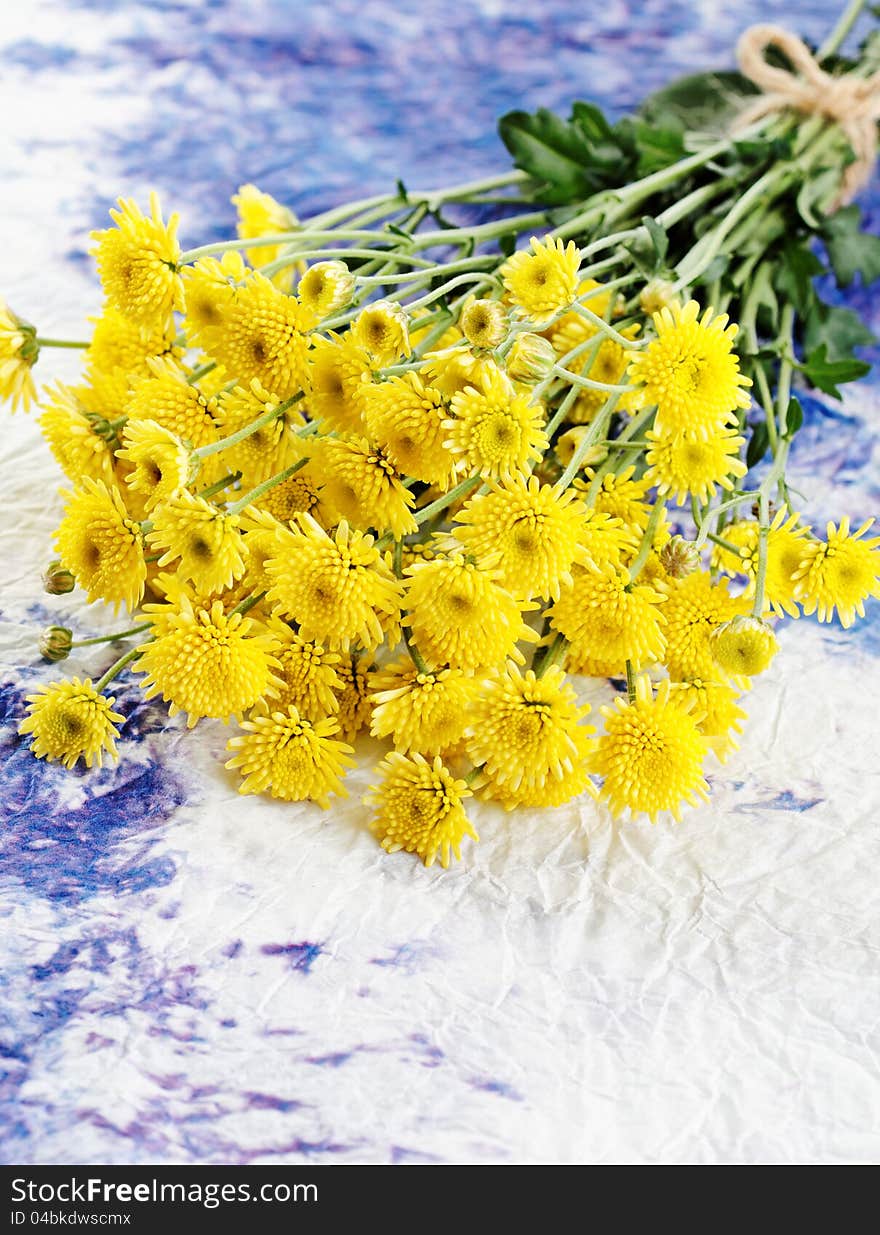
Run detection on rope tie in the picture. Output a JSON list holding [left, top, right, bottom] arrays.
[[735, 23, 880, 207]]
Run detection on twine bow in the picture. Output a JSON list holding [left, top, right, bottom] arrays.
[[736, 23, 880, 207]]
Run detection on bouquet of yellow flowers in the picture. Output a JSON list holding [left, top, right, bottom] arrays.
[[3, 6, 879, 868]]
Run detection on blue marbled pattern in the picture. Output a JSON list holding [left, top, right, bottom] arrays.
[[1, 0, 879, 1166]]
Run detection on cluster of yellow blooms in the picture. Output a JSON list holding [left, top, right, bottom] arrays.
[[3, 190, 879, 869]]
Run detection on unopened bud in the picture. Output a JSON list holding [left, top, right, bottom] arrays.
[[43, 561, 76, 595], [660, 535, 701, 579], [298, 260, 357, 318], [505, 332, 555, 383], [555, 425, 607, 470], [39, 625, 73, 662], [710, 615, 778, 678], [460, 299, 508, 350], [639, 278, 678, 317]]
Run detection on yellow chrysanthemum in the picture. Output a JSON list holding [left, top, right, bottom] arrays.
[[369, 660, 478, 753], [125, 358, 219, 453], [90, 192, 183, 325], [478, 756, 597, 810], [306, 333, 372, 433], [711, 508, 811, 618], [19, 677, 125, 770], [445, 367, 547, 480], [252, 458, 331, 527], [710, 615, 778, 677], [86, 308, 177, 380], [420, 347, 496, 399], [298, 261, 356, 320], [332, 653, 374, 741], [117, 418, 190, 509], [215, 378, 305, 487], [548, 301, 637, 424], [644, 425, 747, 506], [626, 300, 751, 436], [459, 298, 508, 350], [266, 514, 402, 650], [39, 383, 116, 485], [226, 706, 353, 806], [0, 297, 38, 410], [55, 478, 146, 612], [592, 675, 709, 822], [467, 663, 595, 792], [148, 489, 246, 594], [453, 474, 588, 600], [556, 426, 607, 471], [550, 562, 666, 677], [351, 300, 411, 365], [264, 617, 342, 720], [316, 435, 417, 538], [404, 553, 537, 670], [180, 251, 248, 344], [232, 183, 299, 291], [199, 272, 310, 398], [363, 372, 454, 486], [501, 235, 581, 324], [73, 366, 133, 424], [138, 597, 280, 726], [367, 752, 477, 869], [792, 517, 880, 628], [668, 678, 748, 764], [583, 466, 653, 534], [660, 569, 749, 681]]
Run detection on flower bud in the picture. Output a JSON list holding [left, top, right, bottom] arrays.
[[505, 332, 556, 383], [710, 615, 778, 678], [555, 425, 607, 470], [639, 279, 678, 317], [660, 535, 701, 579], [43, 561, 76, 595], [298, 260, 357, 318], [39, 625, 73, 663], [460, 299, 508, 350]]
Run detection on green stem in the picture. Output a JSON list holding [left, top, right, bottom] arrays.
[[415, 475, 481, 525], [625, 660, 636, 704], [227, 458, 308, 516], [534, 632, 568, 678], [191, 394, 304, 461], [818, 0, 866, 57], [555, 393, 620, 491], [35, 337, 90, 349], [94, 644, 146, 693], [72, 623, 151, 648], [231, 591, 267, 617], [626, 500, 665, 584]]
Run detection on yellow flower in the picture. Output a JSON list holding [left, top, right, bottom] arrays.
[[332, 653, 374, 741], [90, 192, 183, 325], [264, 617, 342, 720], [39, 383, 116, 485], [793, 516, 880, 628], [215, 378, 304, 487], [445, 366, 547, 480], [669, 678, 748, 763], [138, 597, 280, 726], [19, 677, 125, 770], [351, 300, 410, 365], [86, 308, 177, 379], [548, 304, 636, 424], [226, 706, 353, 806], [232, 183, 299, 290], [711, 508, 811, 618], [550, 562, 666, 677], [315, 435, 417, 538], [307, 333, 371, 433], [367, 752, 477, 869], [266, 514, 402, 650], [117, 418, 190, 509], [148, 489, 246, 594], [181, 251, 248, 343], [460, 298, 508, 350], [252, 458, 331, 527], [363, 372, 454, 486], [199, 272, 310, 398], [126, 358, 219, 454], [404, 553, 537, 670], [584, 466, 653, 534], [369, 659, 478, 753], [501, 235, 581, 324], [453, 474, 588, 600], [478, 757, 597, 810], [592, 675, 709, 822], [660, 569, 749, 681], [0, 297, 38, 410], [467, 663, 595, 792], [573, 504, 639, 568], [297, 261, 356, 320], [627, 300, 751, 436], [55, 478, 146, 612], [644, 425, 747, 506], [710, 615, 778, 677], [420, 347, 496, 399]]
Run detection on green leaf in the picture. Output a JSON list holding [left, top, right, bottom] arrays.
[[638, 70, 759, 135], [822, 204, 880, 287], [746, 420, 770, 469], [799, 343, 871, 399], [795, 166, 839, 228], [773, 242, 825, 315], [395, 179, 409, 203], [629, 120, 686, 177], [623, 216, 669, 275], [804, 301, 876, 360], [782, 395, 803, 439]]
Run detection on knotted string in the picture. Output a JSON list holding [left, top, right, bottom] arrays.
[[735, 23, 880, 207]]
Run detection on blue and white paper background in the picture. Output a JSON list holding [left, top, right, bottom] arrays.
[[1, 0, 879, 1165]]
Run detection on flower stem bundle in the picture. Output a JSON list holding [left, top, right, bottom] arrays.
[[5, 4, 880, 867]]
